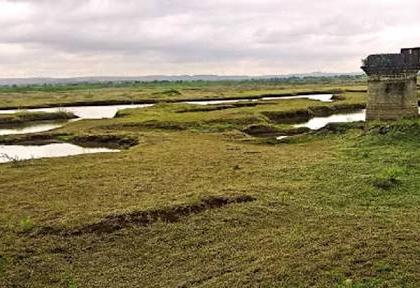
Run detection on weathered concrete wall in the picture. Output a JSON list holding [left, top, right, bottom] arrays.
[[366, 72, 418, 120], [362, 47, 420, 121]]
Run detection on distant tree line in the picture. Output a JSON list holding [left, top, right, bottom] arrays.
[[0, 74, 369, 93]]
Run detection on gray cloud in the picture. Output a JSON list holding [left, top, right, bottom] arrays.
[[0, 0, 419, 77]]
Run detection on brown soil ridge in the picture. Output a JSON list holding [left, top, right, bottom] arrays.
[[242, 124, 310, 137], [32, 195, 256, 236], [70, 134, 138, 149]]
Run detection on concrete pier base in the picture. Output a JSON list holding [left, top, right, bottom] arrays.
[[362, 47, 420, 121], [366, 72, 419, 120]]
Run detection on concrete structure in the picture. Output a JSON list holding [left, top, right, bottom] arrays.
[[361, 47, 420, 120]]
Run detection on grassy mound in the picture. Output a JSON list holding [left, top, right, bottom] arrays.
[[0, 111, 77, 126]]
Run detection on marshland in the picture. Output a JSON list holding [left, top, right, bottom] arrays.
[[1, 77, 420, 287]]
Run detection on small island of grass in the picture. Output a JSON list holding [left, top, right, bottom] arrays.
[[0, 111, 77, 126]]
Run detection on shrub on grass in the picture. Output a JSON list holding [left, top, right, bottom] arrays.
[[19, 216, 34, 232], [373, 166, 405, 190], [0, 255, 6, 274]]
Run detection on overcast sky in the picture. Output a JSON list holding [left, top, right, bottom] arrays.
[[1, 0, 419, 77]]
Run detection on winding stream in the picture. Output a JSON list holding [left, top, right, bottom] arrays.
[[276, 109, 366, 141], [0, 105, 152, 162], [183, 93, 333, 105], [296, 107, 420, 130], [0, 104, 154, 119], [261, 94, 333, 102], [0, 95, 334, 136], [277, 107, 420, 140], [0, 93, 358, 163], [0, 104, 154, 135]]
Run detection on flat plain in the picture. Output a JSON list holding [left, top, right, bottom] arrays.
[[1, 78, 420, 287]]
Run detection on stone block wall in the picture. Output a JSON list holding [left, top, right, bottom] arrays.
[[362, 47, 420, 121], [366, 72, 418, 120]]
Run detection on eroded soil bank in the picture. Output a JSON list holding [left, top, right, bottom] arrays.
[[30, 195, 256, 236]]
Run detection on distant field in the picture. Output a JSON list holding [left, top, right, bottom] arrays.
[[0, 78, 368, 109], [1, 79, 420, 287]]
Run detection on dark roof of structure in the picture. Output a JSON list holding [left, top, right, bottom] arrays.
[[361, 47, 420, 74]]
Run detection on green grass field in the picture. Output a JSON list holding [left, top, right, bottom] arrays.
[[1, 80, 420, 287], [0, 79, 366, 109]]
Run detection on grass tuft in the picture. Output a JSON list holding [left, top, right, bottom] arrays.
[[19, 216, 34, 232], [373, 166, 405, 190], [0, 255, 6, 275]]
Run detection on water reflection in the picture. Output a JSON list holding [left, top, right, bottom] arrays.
[[0, 122, 67, 136], [0, 104, 155, 135], [0, 143, 119, 163], [183, 94, 333, 105], [295, 110, 366, 130], [0, 104, 154, 119], [261, 94, 333, 102]]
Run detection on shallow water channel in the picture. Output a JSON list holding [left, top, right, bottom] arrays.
[[0, 104, 155, 119], [0, 94, 349, 163], [276, 109, 366, 140], [183, 93, 333, 105], [0, 143, 118, 163], [0, 121, 68, 136], [0, 104, 154, 135], [276, 107, 420, 140], [0, 94, 333, 135], [296, 106, 420, 131], [296, 109, 366, 130], [0, 105, 148, 162]]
